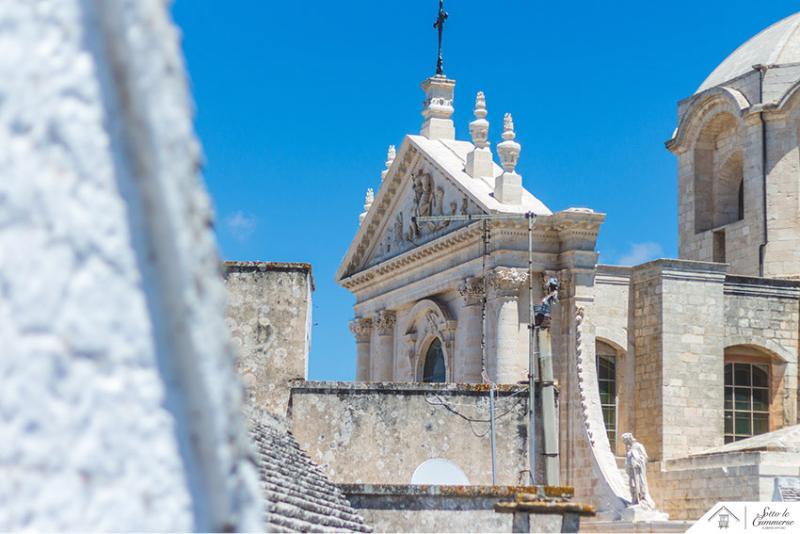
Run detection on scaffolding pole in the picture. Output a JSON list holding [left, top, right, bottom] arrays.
[[413, 212, 555, 486]]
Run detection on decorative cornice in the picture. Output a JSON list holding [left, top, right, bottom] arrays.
[[340, 211, 605, 293], [374, 310, 397, 336], [349, 318, 372, 342], [724, 276, 800, 299]]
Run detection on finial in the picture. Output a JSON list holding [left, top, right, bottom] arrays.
[[381, 145, 396, 181], [469, 91, 489, 149], [433, 0, 449, 75], [497, 113, 520, 173], [359, 188, 374, 225]]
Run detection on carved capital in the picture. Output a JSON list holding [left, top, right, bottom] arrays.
[[349, 317, 372, 342], [458, 276, 485, 306], [487, 267, 528, 297], [374, 310, 396, 336]]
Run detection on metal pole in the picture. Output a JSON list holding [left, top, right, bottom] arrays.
[[527, 212, 538, 486], [489, 383, 497, 485], [540, 328, 560, 485]]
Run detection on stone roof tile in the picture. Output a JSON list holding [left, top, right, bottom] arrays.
[[250, 415, 371, 532]]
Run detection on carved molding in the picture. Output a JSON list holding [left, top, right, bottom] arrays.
[[458, 276, 485, 306], [374, 310, 396, 336], [349, 317, 372, 343], [487, 267, 528, 298]]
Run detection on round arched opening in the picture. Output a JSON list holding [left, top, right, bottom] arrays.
[[410, 458, 470, 485], [422, 338, 446, 383]]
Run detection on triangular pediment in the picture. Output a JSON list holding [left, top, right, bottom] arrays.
[[362, 159, 483, 270], [336, 135, 551, 283]]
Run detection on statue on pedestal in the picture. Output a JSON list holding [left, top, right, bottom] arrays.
[[620, 433, 668, 521]]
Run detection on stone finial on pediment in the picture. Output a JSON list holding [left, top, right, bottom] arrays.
[[466, 91, 494, 179], [381, 145, 396, 182], [469, 92, 489, 149], [374, 310, 396, 336], [359, 188, 374, 226], [349, 317, 372, 342], [458, 276, 485, 306], [495, 113, 522, 204], [497, 113, 520, 173]]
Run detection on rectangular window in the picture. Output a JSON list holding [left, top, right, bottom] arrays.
[[724, 362, 769, 443], [597, 354, 617, 447]]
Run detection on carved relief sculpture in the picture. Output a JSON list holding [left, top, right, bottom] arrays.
[[374, 310, 397, 336], [487, 267, 528, 295], [349, 318, 372, 343], [458, 276, 485, 306]]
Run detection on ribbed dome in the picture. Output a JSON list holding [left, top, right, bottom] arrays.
[[697, 12, 800, 93]]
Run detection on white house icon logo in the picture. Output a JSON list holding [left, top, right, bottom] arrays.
[[709, 506, 741, 530]]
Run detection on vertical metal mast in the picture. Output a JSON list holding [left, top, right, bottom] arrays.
[[527, 212, 538, 485]]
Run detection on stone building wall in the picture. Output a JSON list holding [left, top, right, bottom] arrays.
[[631, 260, 727, 461], [224, 262, 313, 417], [649, 451, 800, 520], [0, 1, 261, 530], [288, 382, 540, 486], [723, 276, 800, 427]]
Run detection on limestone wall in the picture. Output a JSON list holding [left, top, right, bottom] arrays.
[[723, 275, 800, 427], [649, 451, 800, 520], [288, 382, 540, 486], [0, 1, 261, 530], [224, 262, 313, 416], [632, 260, 727, 461]]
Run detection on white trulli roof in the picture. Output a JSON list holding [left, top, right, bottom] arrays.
[[408, 135, 552, 215], [698, 11, 800, 93]]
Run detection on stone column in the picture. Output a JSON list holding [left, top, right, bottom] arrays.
[[457, 277, 485, 382], [349, 318, 372, 381], [488, 268, 528, 384], [373, 310, 396, 382]]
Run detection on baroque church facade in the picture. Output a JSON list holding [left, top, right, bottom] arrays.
[[337, 12, 800, 520]]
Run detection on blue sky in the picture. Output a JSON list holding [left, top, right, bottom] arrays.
[[171, 0, 799, 381]]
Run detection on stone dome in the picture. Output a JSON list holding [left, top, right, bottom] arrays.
[[698, 12, 800, 93]]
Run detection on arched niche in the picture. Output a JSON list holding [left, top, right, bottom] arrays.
[[402, 299, 456, 383], [410, 458, 470, 485], [693, 112, 743, 233]]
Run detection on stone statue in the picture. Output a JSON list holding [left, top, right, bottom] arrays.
[[622, 433, 655, 509]]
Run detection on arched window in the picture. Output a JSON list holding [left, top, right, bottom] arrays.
[[422, 338, 446, 383], [596, 341, 618, 447], [724, 362, 769, 443]]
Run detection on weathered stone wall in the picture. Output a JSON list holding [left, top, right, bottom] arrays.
[[724, 276, 800, 427], [0, 1, 261, 530], [288, 382, 540, 486], [632, 260, 727, 461], [341, 485, 563, 533], [594, 266, 633, 455], [224, 262, 313, 417], [649, 451, 800, 520]]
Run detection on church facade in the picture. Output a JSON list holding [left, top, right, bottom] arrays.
[[337, 12, 800, 521]]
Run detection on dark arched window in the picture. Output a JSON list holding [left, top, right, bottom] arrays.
[[423, 338, 446, 383]]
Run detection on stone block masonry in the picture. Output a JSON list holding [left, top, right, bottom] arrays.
[[288, 381, 544, 487], [224, 261, 313, 417]]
